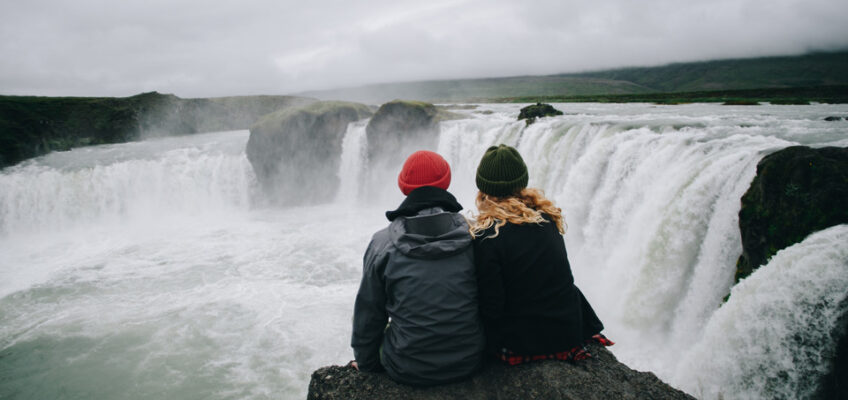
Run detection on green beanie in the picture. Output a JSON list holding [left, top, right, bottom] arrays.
[[475, 144, 529, 197]]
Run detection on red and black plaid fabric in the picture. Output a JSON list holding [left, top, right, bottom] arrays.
[[591, 333, 615, 347], [496, 334, 615, 366]]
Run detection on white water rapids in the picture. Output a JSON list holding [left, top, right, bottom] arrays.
[[1, 103, 846, 399]]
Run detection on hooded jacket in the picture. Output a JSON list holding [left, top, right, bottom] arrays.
[[352, 187, 485, 386]]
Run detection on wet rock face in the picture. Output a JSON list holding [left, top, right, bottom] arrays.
[[361, 100, 464, 198], [518, 103, 563, 125], [365, 100, 442, 166], [735, 146, 848, 400], [735, 146, 848, 282], [246, 101, 372, 205], [307, 345, 694, 400]]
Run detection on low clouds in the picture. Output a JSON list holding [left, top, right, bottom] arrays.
[[1, 0, 846, 97]]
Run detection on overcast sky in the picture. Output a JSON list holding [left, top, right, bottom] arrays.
[[1, 0, 846, 98]]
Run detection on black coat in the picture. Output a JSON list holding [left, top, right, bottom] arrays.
[[473, 215, 604, 355]]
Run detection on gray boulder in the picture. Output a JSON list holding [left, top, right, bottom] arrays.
[[307, 344, 694, 400], [246, 101, 372, 204], [735, 146, 848, 281], [362, 100, 464, 197], [365, 100, 463, 165]]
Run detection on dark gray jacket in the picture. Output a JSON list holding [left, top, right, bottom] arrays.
[[352, 187, 485, 386]]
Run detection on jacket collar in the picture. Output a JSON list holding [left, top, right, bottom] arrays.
[[385, 186, 463, 221]]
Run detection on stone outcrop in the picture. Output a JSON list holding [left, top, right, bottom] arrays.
[[518, 103, 563, 125], [365, 100, 462, 164], [735, 146, 848, 399], [735, 146, 848, 281], [307, 344, 694, 400], [246, 101, 372, 204], [361, 100, 464, 197]]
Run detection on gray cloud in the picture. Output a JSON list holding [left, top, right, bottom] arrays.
[[1, 0, 846, 97]]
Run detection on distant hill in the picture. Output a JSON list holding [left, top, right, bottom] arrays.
[[300, 51, 848, 103]]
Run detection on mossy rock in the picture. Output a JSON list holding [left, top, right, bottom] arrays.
[[365, 100, 461, 165], [517, 103, 563, 125], [735, 146, 848, 282], [246, 101, 372, 204]]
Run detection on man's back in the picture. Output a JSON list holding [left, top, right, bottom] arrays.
[[352, 184, 485, 387]]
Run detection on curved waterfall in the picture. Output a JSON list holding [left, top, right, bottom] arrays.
[[0, 103, 846, 399]]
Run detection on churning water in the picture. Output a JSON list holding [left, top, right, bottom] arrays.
[[1, 103, 846, 399]]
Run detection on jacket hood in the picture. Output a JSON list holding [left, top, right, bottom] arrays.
[[385, 186, 463, 221], [389, 210, 472, 259]]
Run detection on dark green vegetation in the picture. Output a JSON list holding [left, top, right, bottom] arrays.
[[735, 146, 848, 282], [0, 92, 314, 168], [246, 101, 373, 205], [499, 85, 848, 104], [517, 103, 563, 125], [308, 344, 694, 400], [570, 51, 848, 92], [301, 51, 848, 103]]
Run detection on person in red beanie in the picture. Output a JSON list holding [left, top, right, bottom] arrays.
[[350, 150, 485, 386]]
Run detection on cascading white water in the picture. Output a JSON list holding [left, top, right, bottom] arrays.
[[1, 103, 846, 399], [335, 121, 368, 203], [674, 225, 848, 399], [0, 130, 255, 237]]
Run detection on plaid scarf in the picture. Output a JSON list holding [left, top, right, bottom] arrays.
[[496, 334, 614, 366]]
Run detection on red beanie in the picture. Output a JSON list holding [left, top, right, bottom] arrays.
[[397, 151, 452, 195]]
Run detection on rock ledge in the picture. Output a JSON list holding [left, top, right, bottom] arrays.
[[307, 344, 694, 400]]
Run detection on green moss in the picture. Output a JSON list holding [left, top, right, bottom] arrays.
[[722, 100, 760, 105]]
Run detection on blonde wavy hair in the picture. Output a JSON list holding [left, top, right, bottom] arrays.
[[470, 188, 564, 238]]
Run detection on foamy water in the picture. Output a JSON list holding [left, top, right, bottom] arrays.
[[1, 103, 846, 399]]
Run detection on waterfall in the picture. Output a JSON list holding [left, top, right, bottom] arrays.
[[0, 131, 255, 236], [1, 104, 846, 399], [675, 225, 848, 399], [335, 121, 368, 202], [429, 106, 846, 397]]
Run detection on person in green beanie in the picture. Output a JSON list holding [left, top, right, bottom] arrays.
[[470, 144, 613, 365]]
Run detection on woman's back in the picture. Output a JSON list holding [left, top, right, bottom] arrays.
[[474, 215, 601, 355], [470, 144, 609, 363]]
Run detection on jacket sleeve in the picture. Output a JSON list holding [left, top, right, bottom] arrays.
[[473, 236, 505, 321], [351, 235, 389, 372]]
